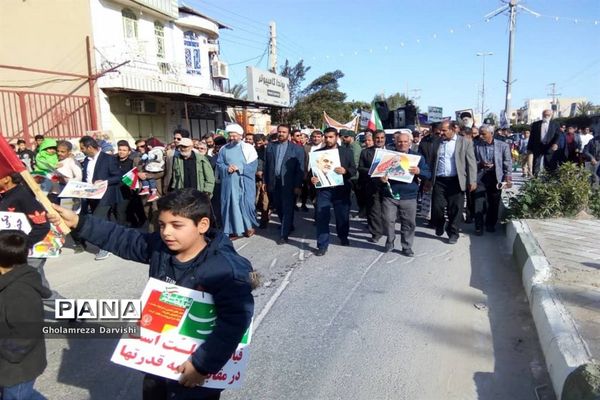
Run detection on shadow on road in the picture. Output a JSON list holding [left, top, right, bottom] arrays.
[[467, 224, 556, 400]]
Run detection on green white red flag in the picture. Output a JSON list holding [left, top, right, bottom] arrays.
[[121, 167, 140, 190], [367, 105, 383, 131]]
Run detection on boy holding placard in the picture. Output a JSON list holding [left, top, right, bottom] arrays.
[[49, 188, 255, 400]]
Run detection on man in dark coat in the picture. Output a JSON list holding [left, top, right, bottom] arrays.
[[527, 109, 560, 175], [264, 124, 305, 244], [80, 135, 123, 260], [358, 130, 386, 242], [309, 127, 357, 256]]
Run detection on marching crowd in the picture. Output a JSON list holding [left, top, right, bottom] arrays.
[[1, 109, 599, 399]]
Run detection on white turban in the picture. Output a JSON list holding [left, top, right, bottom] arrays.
[[226, 123, 244, 135]]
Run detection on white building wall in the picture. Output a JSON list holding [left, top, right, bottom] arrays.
[[523, 97, 587, 123]]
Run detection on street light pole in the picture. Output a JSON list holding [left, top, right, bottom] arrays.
[[477, 52, 493, 124]]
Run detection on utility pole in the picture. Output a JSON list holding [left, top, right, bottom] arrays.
[[477, 52, 493, 124], [547, 82, 561, 116], [484, 0, 539, 128], [268, 21, 277, 73]]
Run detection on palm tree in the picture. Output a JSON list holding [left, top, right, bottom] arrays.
[[577, 101, 595, 116], [230, 84, 246, 100]]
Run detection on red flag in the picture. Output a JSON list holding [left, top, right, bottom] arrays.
[[0, 133, 26, 178]]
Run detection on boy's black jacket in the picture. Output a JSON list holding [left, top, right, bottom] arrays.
[[0, 265, 51, 386], [76, 215, 254, 375], [0, 184, 51, 247]]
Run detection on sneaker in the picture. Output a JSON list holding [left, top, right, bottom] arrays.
[[73, 244, 86, 254], [95, 250, 111, 260], [384, 242, 394, 253], [401, 248, 414, 257], [147, 192, 160, 202], [139, 187, 150, 196], [448, 235, 459, 245], [315, 247, 327, 256]]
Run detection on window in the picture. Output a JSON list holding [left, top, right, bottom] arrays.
[[122, 9, 138, 40], [154, 21, 165, 59], [184, 31, 201, 75]]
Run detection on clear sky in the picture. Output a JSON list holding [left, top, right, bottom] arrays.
[[188, 0, 600, 118]]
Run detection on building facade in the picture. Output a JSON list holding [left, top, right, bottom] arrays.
[[517, 97, 587, 124], [90, 0, 234, 142]]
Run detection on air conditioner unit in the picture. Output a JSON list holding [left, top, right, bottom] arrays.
[[211, 60, 228, 79], [130, 99, 157, 114]]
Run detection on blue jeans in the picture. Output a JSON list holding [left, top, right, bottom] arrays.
[[1, 379, 47, 400], [141, 179, 157, 190], [315, 185, 351, 249]]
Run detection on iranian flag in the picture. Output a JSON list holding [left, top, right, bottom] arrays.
[[367, 104, 383, 131], [121, 167, 140, 190]]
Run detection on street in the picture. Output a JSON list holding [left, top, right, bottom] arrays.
[[38, 206, 555, 400]]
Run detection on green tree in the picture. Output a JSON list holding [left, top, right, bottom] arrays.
[[373, 92, 409, 110], [230, 83, 246, 99], [287, 70, 349, 126], [577, 101, 595, 116], [485, 112, 498, 125], [279, 59, 310, 106]]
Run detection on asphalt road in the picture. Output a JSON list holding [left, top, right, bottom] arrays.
[[38, 205, 555, 400]]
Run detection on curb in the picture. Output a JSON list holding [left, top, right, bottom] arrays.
[[506, 220, 597, 399]]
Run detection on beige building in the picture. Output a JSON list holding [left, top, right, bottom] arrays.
[[0, 0, 264, 145], [0, 0, 96, 143]]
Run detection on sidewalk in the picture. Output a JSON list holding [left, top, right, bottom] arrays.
[[506, 218, 600, 399]]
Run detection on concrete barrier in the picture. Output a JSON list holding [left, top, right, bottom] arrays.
[[505, 220, 597, 399]]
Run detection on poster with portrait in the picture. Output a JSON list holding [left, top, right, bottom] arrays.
[[368, 148, 421, 184], [309, 149, 343, 188], [455, 109, 475, 129]]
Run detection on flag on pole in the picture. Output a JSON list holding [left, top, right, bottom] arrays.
[[121, 167, 140, 190], [0, 133, 70, 234], [0, 134, 26, 178], [367, 104, 383, 131], [322, 112, 359, 132]]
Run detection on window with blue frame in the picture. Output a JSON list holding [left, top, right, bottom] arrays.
[[184, 31, 201, 75]]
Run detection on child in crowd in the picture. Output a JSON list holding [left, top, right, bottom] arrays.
[[49, 188, 256, 400], [139, 138, 165, 202], [0, 229, 51, 400], [33, 138, 58, 193]]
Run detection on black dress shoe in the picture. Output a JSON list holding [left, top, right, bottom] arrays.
[[368, 235, 381, 243], [475, 228, 483, 236], [435, 226, 445, 237], [315, 247, 327, 256], [259, 221, 269, 229], [340, 238, 350, 246], [384, 242, 394, 253], [300, 205, 309, 212], [448, 235, 459, 244], [401, 248, 414, 257], [276, 237, 288, 245]]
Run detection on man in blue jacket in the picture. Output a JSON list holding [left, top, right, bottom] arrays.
[[380, 132, 431, 256], [49, 188, 254, 400], [263, 124, 305, 244]]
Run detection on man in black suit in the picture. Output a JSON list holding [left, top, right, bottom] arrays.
[[310, 127, 357, 256], [80, 135, 123, 260], [527, 109, 560, 176], [263, 124, 305, 244], [358, 130, 386, 242]]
